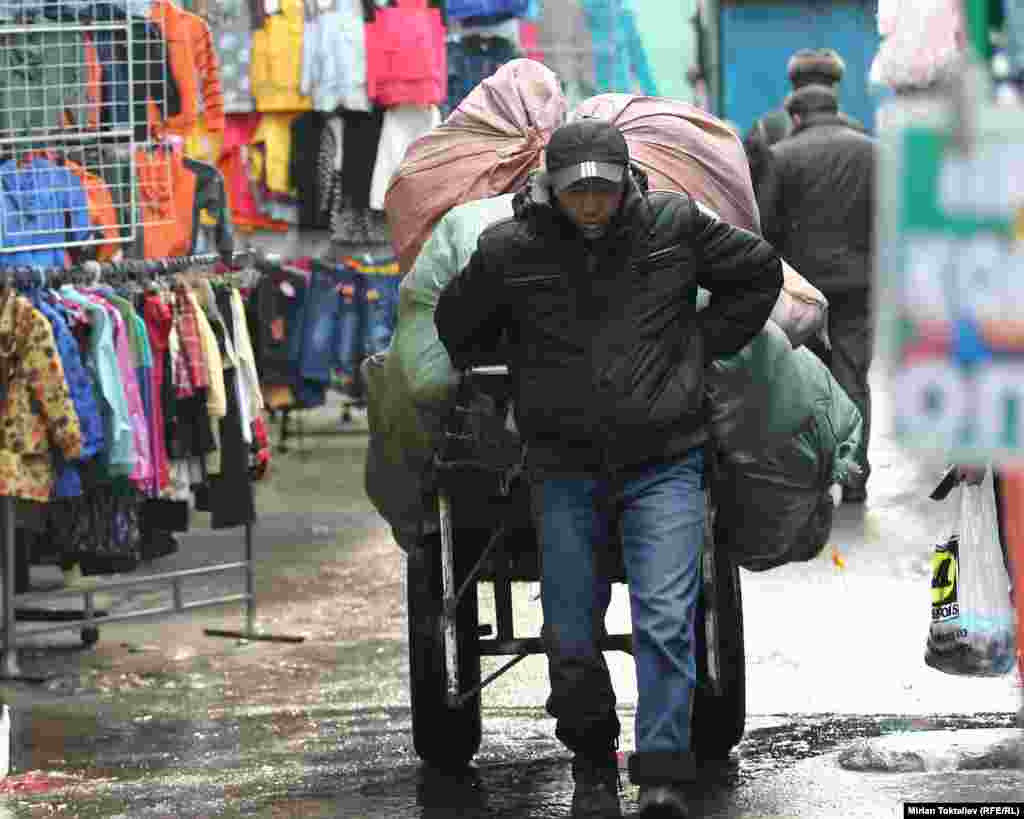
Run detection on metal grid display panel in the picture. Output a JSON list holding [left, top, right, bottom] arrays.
[[0, 0, 175, 256]]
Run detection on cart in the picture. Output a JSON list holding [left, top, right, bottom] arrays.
[[405, 364, 746, 770]]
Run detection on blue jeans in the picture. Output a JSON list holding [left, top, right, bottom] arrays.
[[327, 268, 362, 381], [531, 448, 704, 783], [300, 266, 347, 385], [362, 274, 400, 358]]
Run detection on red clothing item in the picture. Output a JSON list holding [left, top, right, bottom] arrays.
[[519, 21, 543, 62], [219, 114, 289, 231], [365, 0, 447, 106], [143, 295, 173, 492], [174, 286, 209, 392]]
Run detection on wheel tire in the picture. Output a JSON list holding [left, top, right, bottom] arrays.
[[406, 531, 482, 770], [80, 626, 100, 647], [691, 511, 746, 760]]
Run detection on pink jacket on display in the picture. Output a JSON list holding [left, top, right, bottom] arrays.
[[365, 0, 447, 107]]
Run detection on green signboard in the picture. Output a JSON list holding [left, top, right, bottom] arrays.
[[877, 98, 1024, 461]]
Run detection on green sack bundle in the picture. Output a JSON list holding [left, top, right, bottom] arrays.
[[364, 196, 515, 547], [713, 346, 864, 572]]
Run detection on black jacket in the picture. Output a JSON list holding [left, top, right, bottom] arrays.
[[434, 169, 783, 474], [757, 112, 876, 299]]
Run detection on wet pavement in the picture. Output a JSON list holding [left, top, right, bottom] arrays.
[[0, 374, 1017, 818]]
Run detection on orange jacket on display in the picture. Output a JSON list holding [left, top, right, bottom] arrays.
[[149, 0, 226, 135]]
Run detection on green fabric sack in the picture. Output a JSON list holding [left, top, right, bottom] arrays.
[[705, 318, 819, 455], [364, 196, 515, 547], [714, 346, 864, 572]]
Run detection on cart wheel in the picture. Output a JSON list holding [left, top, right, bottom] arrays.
[[80, 626, 100, 647], [406, 531, 482, 770], [691, 510, 746, 760]]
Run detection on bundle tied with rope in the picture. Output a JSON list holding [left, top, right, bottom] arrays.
[[384, 58, 568, 275]]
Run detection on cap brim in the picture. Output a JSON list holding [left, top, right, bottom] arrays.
[[549, 161, 625, 194]]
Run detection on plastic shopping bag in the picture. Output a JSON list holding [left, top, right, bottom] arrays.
[[925, 470, 1017, 677]]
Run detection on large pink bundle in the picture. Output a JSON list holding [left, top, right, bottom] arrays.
[[573, 94, 761, 234], [385, 58, 568, 273]]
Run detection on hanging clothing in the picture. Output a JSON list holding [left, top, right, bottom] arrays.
[[149, 0, 227, 136], [362, 0, 446, 22], [0, 293, 83, 502], [86, 291, 152, 490], [338, 109, 385, 211], [444, 34, 520, 116], [59, 287, 136, 477], [208, 342, 255, 528], [300, 0, 371, 113], [85, 7, 183, 142], [230, 287, 263, 426], [219, 114, 288, 231], [188, 287, 227, 419], [135, 147, 235, 262], [185, 115, 226, 168], [320, 115, 344, 218], [250, 0, 312, 112], [174, 284, 210, 392], [33, 293, 105, 499], [64, 159, 121, 262], [365, 0, 447, 107], [251, 112, 302, 196], [210, 0, 258, 113], [143, 293, 173, 492], [369, 104, 441, 210], [289, 112, 330, 229], [0, 158, 91, 270]]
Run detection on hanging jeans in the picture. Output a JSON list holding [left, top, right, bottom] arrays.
[[333, 269, 362, 382], [362, 273, 400, 358], [530, 447, 704, 785], [301, 264, 348, 385]]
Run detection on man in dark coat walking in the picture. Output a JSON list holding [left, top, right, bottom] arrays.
[[743, 48, 863, 197], [756, 83, 877, 502], [436, 119, 783, 819]]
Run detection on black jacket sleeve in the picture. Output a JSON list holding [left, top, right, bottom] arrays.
[[435, 244, 506, 371], [691, 198, 783, 365], [754, 145, 785, 248], [184, 157, 235, 264]]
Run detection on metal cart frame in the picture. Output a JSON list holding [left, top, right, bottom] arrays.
[[405, 366, 746, 770]]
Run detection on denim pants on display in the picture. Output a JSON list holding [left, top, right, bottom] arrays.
[[531, 448, 704, 782], [333, 269, 363, 381], [300, 266, 345, 385], [362, 274, 400, 358], [284, 276, 309, 379]]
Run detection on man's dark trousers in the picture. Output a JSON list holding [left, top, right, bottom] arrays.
[[807, 291, 873, 494]]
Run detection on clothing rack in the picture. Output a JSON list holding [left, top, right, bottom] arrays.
[[0, 249, 302, 683]]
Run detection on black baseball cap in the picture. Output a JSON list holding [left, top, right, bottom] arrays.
[[545, 119, 629, 194]]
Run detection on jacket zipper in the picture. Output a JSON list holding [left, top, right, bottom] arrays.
[[632, 243, 681, 270], [506, 274, 560, 287]]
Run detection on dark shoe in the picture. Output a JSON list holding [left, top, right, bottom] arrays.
[[637, 784, 689, 818], [571, 751, 621, 818], [842, 486, 867, 504]]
